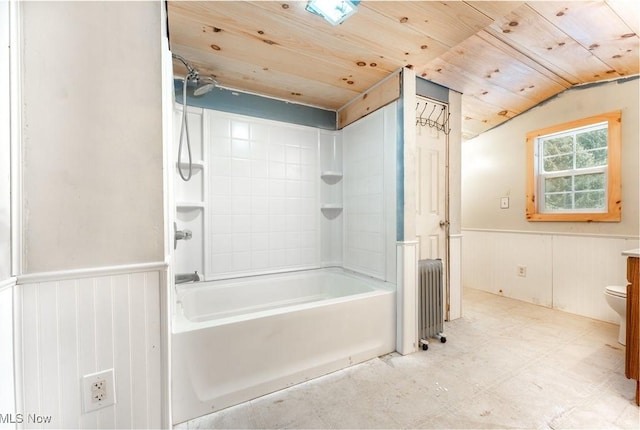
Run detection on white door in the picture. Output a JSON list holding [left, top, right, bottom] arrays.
[[415, 97, 449, 313]]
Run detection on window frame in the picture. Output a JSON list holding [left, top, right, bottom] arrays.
[[526, 111, 621, 222]]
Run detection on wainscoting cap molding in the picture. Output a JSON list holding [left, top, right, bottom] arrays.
[[17, 261, 169, 284], [461, 228, 639, 241], [450, 234, 463, 239], [396, 240, 419, 245], [0, 277, 17, 293]]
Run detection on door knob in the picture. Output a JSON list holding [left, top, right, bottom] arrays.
[[439, 220, 450, 227]]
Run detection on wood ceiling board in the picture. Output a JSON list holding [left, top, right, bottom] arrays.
[[487, 4, 620, 84], [529, 1, 639, 76], [168, 7, 390, 94], [431, 34, 566, 103], [169, 1, 399, 75], [417, 57, 538, 113], [362, 1, 493, 48], [464, 1, 525, 21], [606, 0, 640, 35], [475, 30, 573, 88], [171, 43, 359, 110], [249, 0, 450, 67]]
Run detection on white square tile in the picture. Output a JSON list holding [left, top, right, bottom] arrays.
[[231, 252, 251, 271], [286, 249, 301, 266], [211, 215, 231, 234], [251, 178, 268, 196], [210, 234, 232, 254], [231, 158, 251, 177], [269, 198, 286, 216], [250, 160, 268, 178], [285, 145, 301, 164], [251, 233, 268, 251], [269, 179, 286, 197], [269, 161, 286, 179], [231, 196, 251, 214], [269, 216, 287, 232], [285, 180, 301, 197], [268, 144, 285, 162], [285, 215, 302, 231], [299, 248, 317, 265], [210, 116, 230, 138], [301, 166, 316, 181], [301, 147, 316, 165], [286, 164, 301, 180], [251, 252, 270, 269], [211, 157, 231, 177], [231, 215, 251, 233], [231, 139, 251, 159], [231, 121, 250, 139], [269, 232, 286, 249], [211, 176, 230, 195], [251, 215, 269, 233], [210, 195, 230, 214], [269, 249, 286, 266], [251, 140, 268, 160], [299, 215, 316, 231], [230, 177, 251, 196], [211, 138, 231, 157], [300, 181, 316, 198], [251, 123, 269, 141], [232, 234, 251, 252], [251, 197, 268, 214], [211, 253, 231, 273], [284, 232, 301, 249], [285, 198, 302, 214]]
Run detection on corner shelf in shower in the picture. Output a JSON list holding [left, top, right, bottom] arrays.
[[321, 204, 343, 214], [320, 171, 343, 184], [176, 160, 205, 170], [176, 202, 205, 209]]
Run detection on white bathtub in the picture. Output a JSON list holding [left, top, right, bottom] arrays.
[[171, 268, 396, 424]]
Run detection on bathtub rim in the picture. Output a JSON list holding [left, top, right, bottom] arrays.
[[172, 267, 396, 333]]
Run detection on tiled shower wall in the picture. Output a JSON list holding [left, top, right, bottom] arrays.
[[208, 112, 319, 277], [343, 104, 397, 282]]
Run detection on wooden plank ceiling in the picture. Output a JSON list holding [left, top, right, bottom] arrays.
[[168, 1, 639, 140]]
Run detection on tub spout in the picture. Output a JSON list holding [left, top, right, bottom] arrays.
[[175, 271, 200, 284]]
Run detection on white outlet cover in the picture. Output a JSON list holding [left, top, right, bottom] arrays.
[[500, 197, 509, 209], [82, 369, 116, 413]]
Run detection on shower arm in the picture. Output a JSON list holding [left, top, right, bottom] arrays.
[[172, 53, 199, 82]]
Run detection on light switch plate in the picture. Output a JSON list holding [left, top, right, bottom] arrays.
[[500, 197, 509, 209]]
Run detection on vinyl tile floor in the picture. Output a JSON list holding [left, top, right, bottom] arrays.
[[175, 288, 639, 429]]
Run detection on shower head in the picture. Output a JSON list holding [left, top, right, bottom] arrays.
[[193, 76, 217, 96]]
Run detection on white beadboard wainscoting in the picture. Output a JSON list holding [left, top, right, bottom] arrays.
[[462, 229, 639, 323], [14, 265, 166, 429]]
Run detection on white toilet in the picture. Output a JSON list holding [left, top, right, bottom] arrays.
[[604, 285, 628, 345]]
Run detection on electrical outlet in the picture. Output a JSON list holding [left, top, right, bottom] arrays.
[[82, 369, 116, 413], [517, 265, 527, 277]]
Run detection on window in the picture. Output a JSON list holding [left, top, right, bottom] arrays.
[[526, 111, 621, 222]]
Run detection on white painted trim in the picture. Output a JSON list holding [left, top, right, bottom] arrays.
[[396, 241, 418, 355], [396, 240, 419, 245], [9, 0, 22, 277], [17, 261, 169, 284], [462, 228, 638, 240], [0, 277, 16, 293], [449, 234, 463, 239]]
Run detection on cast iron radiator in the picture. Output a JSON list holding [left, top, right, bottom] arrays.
[[418, 258, 446, 350]]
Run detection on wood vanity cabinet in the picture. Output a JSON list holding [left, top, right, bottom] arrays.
[[625, 256, 639, 406]]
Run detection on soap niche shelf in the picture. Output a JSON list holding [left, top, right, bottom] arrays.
[[321, 171, 343, 185]]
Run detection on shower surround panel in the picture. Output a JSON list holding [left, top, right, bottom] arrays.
[[208, 112, 319, 278]]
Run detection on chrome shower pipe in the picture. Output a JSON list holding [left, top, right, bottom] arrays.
[[172, 53, 199, 82]]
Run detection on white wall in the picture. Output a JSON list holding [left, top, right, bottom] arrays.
[[20, 1, 164, 273], [1, 0, 11, 280], [14, 2, 167, 428], [462, 78, 640, 322]]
